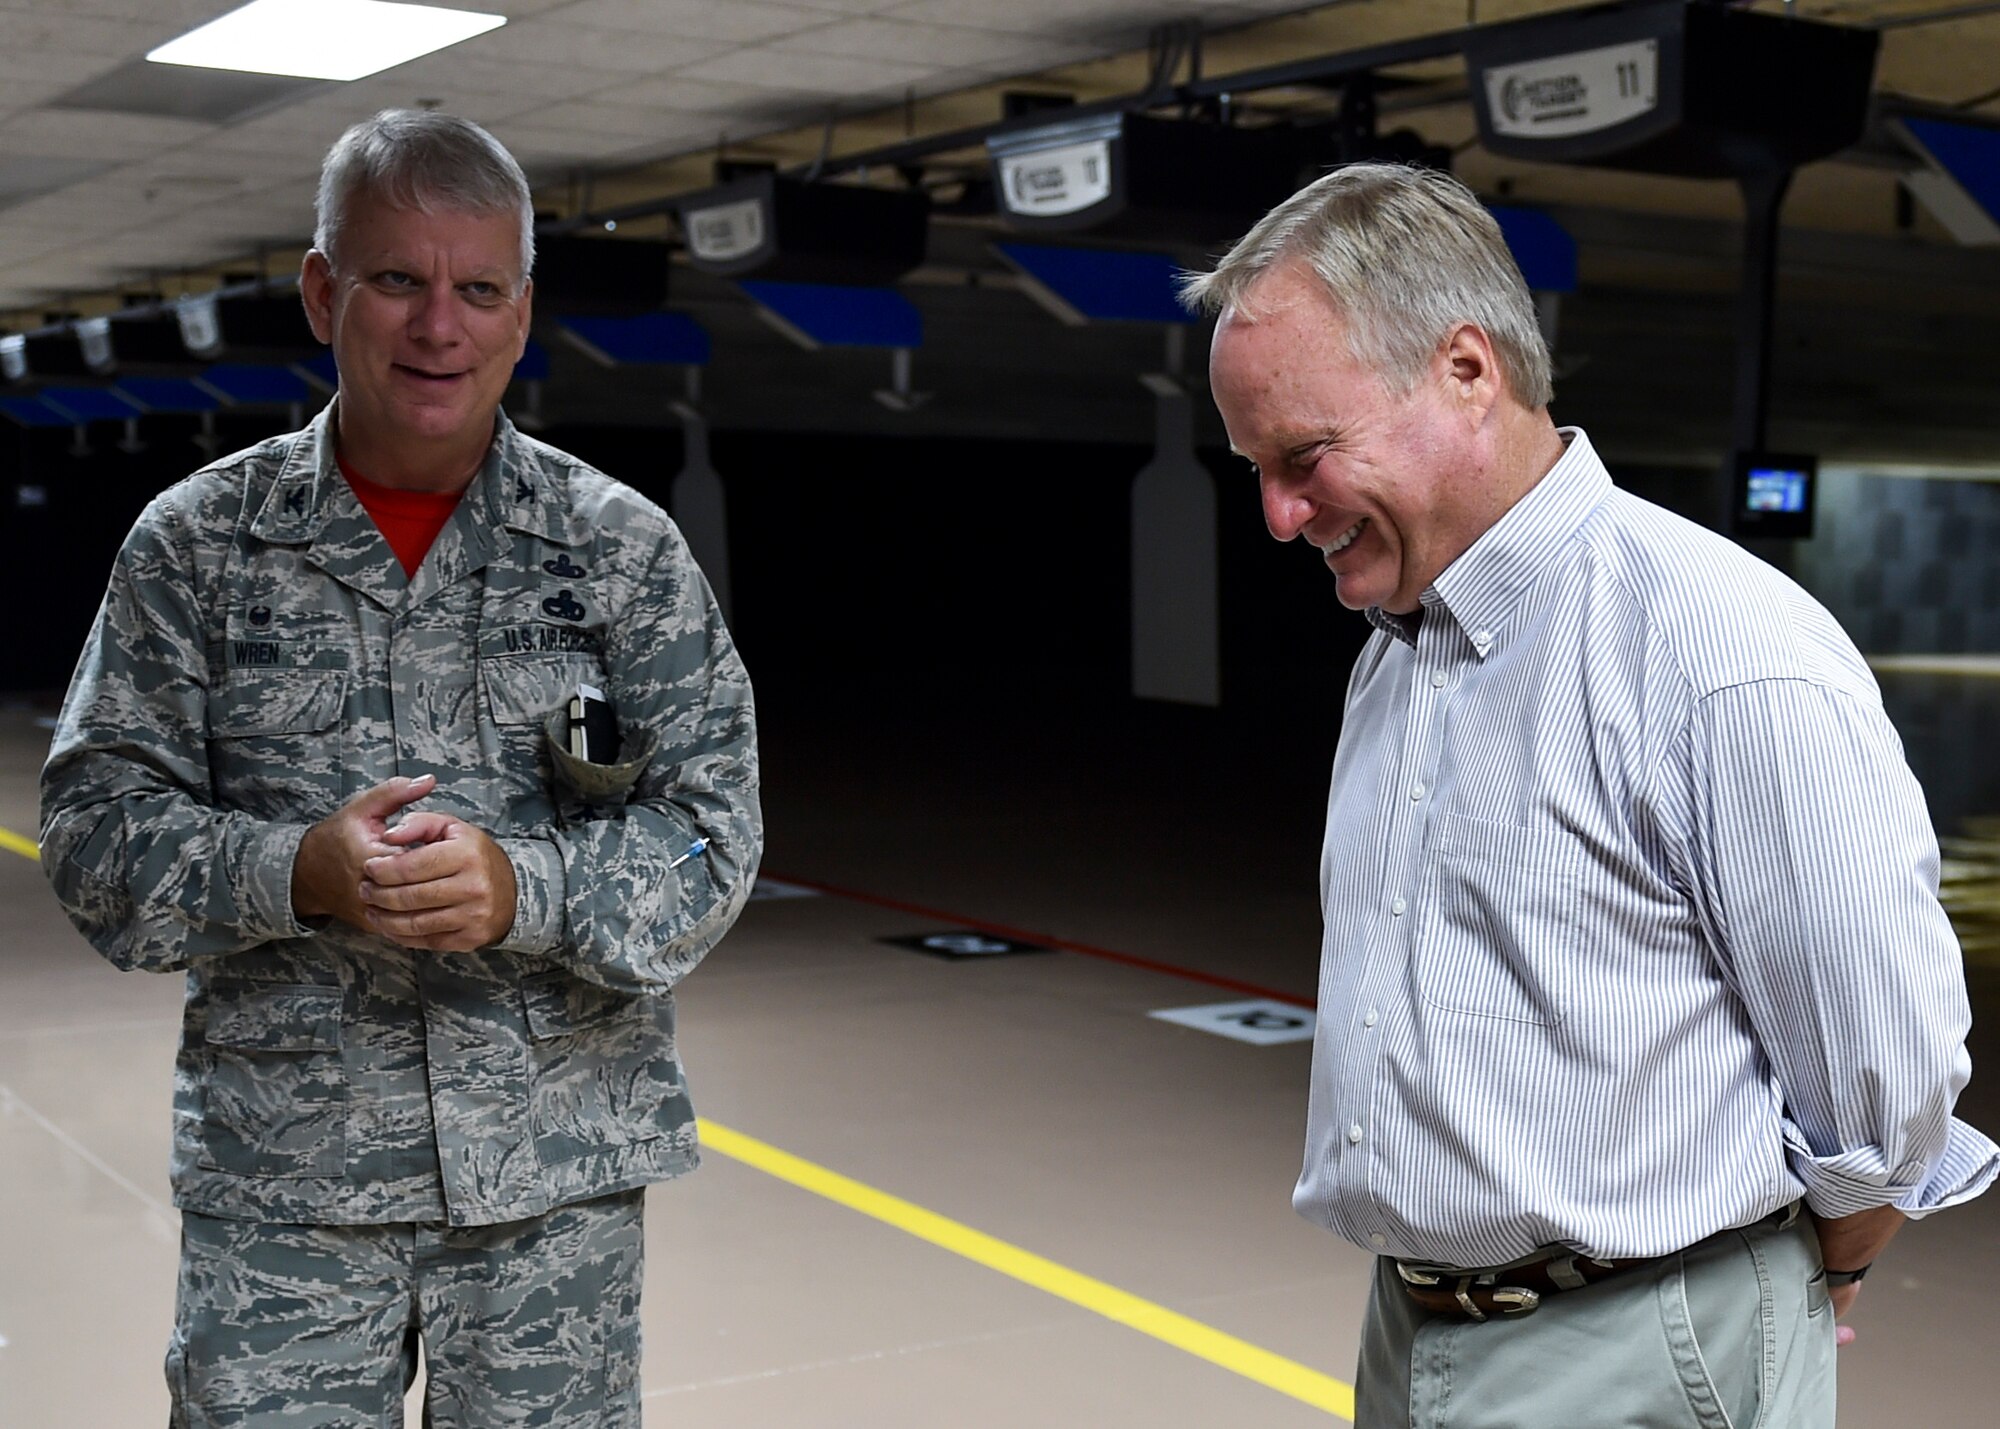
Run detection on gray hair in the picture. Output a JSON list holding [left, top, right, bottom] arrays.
[[1180, 163, 1552, 410], [314, 109, 535, 279]]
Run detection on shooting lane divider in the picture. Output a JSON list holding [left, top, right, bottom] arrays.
[[762, 872, 1315, 1010]]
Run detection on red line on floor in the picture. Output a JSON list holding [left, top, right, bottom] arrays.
[[763, 872, 1318, 1011]]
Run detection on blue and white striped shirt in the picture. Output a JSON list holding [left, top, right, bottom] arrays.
[[1296, 429, 2000, 1268]]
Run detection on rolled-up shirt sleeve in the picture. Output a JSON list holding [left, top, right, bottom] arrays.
[[1681, 675, 2000, 1218]]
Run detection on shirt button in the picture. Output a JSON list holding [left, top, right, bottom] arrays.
[[1473, 630, 1492, 646], [1410, 783, 1424, 800], [1430, 671, 1447, 689], [1370, 1233, 1388, 1248], [1390, 897, 1406, 917], [1364, 1009, 1379, 1028], [1347, 1123, 1364, 1145]]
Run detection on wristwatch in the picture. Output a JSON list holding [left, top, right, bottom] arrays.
[[1824, 1262, 1871, 1288]]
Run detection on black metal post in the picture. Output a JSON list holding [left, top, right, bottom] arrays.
[[1733, 165, 1793, 455]]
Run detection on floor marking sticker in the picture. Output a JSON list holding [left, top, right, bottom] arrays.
[[748, 877, 823, 901], [764, 872, 1316, 1007], [1150, 1000, 1318, 1046], [879, 929, 1053, 960], [0, 826, 38, 861], [697, 1118, 1354, 1419]]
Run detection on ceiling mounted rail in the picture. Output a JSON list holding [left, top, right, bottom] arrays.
[[538, 17, 1478, 238]]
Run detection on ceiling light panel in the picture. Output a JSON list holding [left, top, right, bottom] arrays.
[[148, 0, 506, 83]]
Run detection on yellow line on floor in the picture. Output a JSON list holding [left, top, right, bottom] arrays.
[[0, 825, 38, 861], [697, 1117, 1355, 1420]]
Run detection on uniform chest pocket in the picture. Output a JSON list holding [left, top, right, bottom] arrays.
[[206, 670, 347, 819], [480, 655, 591, 726], [1416, 814, 1582, 1026]]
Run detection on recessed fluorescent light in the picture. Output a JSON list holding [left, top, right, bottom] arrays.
[[148, 0, 504, 83]]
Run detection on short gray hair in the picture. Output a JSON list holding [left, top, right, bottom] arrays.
[[1181, 163, 1553, 409], [314, 109, 535, 279]]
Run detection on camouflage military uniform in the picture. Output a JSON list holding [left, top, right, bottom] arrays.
[[41, 403, 760, 1421]]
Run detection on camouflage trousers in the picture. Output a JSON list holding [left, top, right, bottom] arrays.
[[167, 1189, 645, 1428]]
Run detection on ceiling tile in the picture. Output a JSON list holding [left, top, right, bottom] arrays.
[[380, 52, 639, 103], [0, 153, 111, 202], [461, 18, 736, 73], [0, 108, 217, 162], [486, 120, 687, 168], [552, 0, 833, 45], [882, 0, 1200, 40], [54, 57, 326, 125], [330, 77, 549, 128], [0, 48, 118, 88], [0, 2, 232, 24], [687, 46, 935, 96], [517, 99, 710, 142], [425, 0, 575, 14], [0, 73, 97, 120], [766, 17, 1047, 70], [0, 10, 181, 59], [776, 0, 913, 12], [589, 73, 823, 120]]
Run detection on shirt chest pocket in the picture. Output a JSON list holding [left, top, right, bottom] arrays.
[[1416, 814, 1583, 1026], [206, 670, 348, 820]]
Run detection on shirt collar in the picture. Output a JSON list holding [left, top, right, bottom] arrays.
[[1370, 427, 1611, 656], [250, 403, 576, 547]]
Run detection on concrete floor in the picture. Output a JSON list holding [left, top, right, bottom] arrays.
[[3, 691, 1996, 1426]]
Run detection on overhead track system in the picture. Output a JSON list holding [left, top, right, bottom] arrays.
[[673, 172, 930, 287], [1464, 0, 1880, 541]]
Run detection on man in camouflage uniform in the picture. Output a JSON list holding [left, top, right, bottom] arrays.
[[40, 110, 760, 1426]]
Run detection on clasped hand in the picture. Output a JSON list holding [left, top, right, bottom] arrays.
[[292, 774, 519, 952]]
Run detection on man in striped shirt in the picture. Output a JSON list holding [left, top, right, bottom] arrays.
[[1184, 163, 1997, 1426]]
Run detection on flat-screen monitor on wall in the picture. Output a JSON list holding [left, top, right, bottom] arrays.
[[1731, 450, 1817, 539]]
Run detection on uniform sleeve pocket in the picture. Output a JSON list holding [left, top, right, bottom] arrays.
[[1417, 814, 1583, 1026]]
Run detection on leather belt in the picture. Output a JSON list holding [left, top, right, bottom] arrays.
[[1394, 1206, 1803, 1321], [1394, 1250, 1657, 1321]]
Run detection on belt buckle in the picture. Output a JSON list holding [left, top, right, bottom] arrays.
[[1396, 1262, 1542, 1320]]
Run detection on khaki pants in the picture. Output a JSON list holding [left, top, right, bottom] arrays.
[[1357, 1208, 1837, 1429], [168, 1190, 645, 1429]]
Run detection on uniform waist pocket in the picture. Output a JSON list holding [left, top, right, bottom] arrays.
[[197, 982, 347, 1178]]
